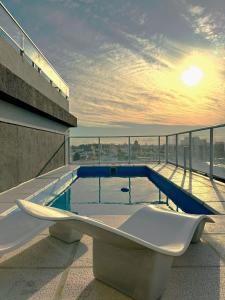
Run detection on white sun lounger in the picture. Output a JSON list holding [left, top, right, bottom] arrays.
[[0, 209, 53, 255], [16, 200, 213, 300]]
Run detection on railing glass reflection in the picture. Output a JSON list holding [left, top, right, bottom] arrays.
[[0, 2, 69, 97], [69, 124, 225, 181], [213, 127, 225, 179], [191, 130, 210, 175]]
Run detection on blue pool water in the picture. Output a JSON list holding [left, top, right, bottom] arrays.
[[71, 177, 164, 205], [50, 166, 214, 215], [51, 176, 173, 215]]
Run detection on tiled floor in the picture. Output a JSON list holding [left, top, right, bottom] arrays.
[[0, 214, 224, 299], [150, 163, 225, 214], [0, 164, 225, 299], [0, 165, 75, 214]]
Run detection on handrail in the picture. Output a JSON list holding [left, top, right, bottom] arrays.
[[70, 135, 161, 138], [68, 123, 225, 182], [0, 1, 69, 98], [70, 123, 225, 139], [165, 123, 225, 137]]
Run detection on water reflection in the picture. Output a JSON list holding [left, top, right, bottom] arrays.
[[50, 177, 181, 213]]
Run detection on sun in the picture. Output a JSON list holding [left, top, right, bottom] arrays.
[[181, 65, 204, 87]]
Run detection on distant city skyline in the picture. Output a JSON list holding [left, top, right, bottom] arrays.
[[6, 0, 225, 135], [70, 134, 225, 177]]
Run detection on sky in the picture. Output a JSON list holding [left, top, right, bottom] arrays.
[[4, 0, 225, 136]]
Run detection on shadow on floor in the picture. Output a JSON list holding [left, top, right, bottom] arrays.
[[77, 239, 221, 300], [0, 235, 88, 300], [77, 278, 131, 300]]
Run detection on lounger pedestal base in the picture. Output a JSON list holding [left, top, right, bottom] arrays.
[[191, 221, 207, 243], [93, 240, 173, 300], [49, 222, 83, 243]]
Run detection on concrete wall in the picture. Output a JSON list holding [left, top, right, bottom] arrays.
[[0, 120, 65, 193], [0, 37, 77, 127], [0, 99, 68, 134], [0, 36, 77, 192], [0, 37, 69, 111], [0, 62, 77, 127]]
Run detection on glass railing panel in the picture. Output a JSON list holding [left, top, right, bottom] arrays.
[[160, 136, 166, 162], [100, 137, 129, 163], [167, 135, 176, 164], [0, 3, 69, 97], [191, 130, 210, 174], [70, 138, 99, 164], [213, 127, 225, 179], [23, 37, 69, 96], [0, 4, 23, 48], [178, 133, 189, 167], [130, 137, 158, 163]]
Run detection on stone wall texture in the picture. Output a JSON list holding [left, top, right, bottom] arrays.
[[0, 62, 77, 127], [0, 121, 65, 192]]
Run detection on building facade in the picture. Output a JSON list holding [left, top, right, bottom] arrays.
[[0, 36, 77, 192]]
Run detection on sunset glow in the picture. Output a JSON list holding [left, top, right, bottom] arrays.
[[8, 0, 225, 131]]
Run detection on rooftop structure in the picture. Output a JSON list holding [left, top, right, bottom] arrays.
[[0, 2, 225, 300], [0, 1, 76, 193], [0, 164, 224, 299], [0, 2, 69, 99]]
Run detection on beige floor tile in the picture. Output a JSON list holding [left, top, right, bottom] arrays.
[[204, 216, 225, 234], [0, 268, 63, 300], [204, 202, 225, 214], [0, 202, 16, 213], [0, 235, 78, 268], [173, 240, 224, 267], [71, 236, 93, 268], [62, 267, 131, 300], [162, 266, 225, 300], [204, 234, 225, 262]]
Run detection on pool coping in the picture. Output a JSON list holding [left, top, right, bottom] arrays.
[[146, 165, 218, 215], [0, 165, 79, 216], [0, 163, 225, 299], [0, 163, 224, 216]]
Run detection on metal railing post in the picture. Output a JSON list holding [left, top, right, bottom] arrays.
[[98, 137, 101, 165], [158, 136, 161, 164], [166, 136, 168, 163], [68, 124, 225, 181], [175, 134, 178, 166], [189, 132, 192, 172], [128, 178, 131, 203], [98, 177, 101, 203], [68, 136, 70, 164], [166, 196, 169, 205], [209, 128, 214, 179], [184, 146, 189, 172], [128, 136, 131, 164], [20, 33, 24, 56], [0, 2, 69, 97]]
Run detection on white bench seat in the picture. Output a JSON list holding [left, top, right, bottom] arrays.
[[0, 209, 52, 254], [16, 199, 213, 300]]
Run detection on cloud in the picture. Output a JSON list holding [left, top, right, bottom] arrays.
[[11, 0, 225, 129], [189, 5, 205, 17], [183, 2, 225, 49], [64, 33, 225, 127]]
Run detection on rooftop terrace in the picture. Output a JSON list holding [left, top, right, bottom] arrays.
[[0, 2, 225, 299], [0, 161, 224, 299]]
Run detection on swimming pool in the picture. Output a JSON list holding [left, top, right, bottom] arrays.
[[50, 166, 214, 215]]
